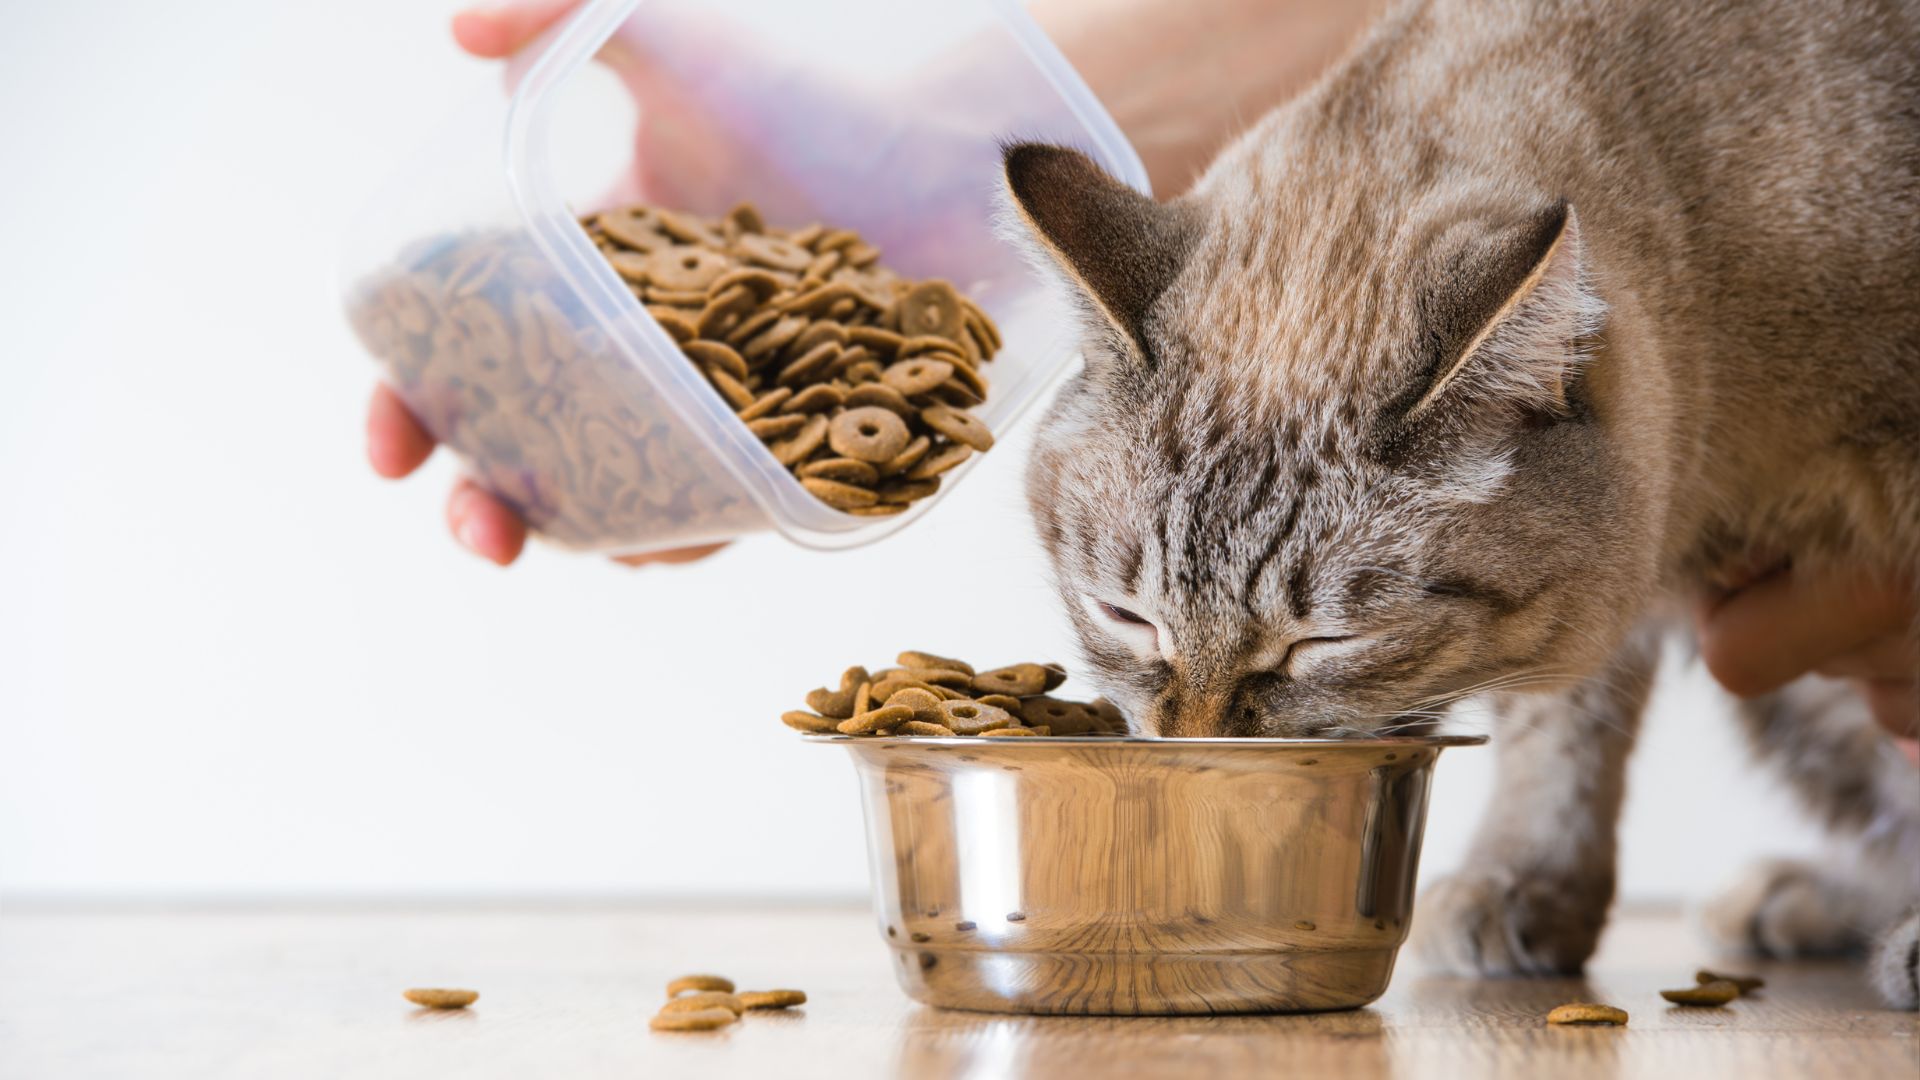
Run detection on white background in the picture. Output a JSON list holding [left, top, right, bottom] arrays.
[[0, 0, 1822, 905]]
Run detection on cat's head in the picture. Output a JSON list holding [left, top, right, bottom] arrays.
[[1004, 142, 1651, 737]]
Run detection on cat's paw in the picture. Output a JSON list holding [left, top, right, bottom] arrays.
[[1701, 859, 1865, 959], [1411, 868, 1610, 976], [1868, 909, 1919, 1011]]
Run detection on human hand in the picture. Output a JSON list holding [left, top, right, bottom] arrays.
[[1696, 562, 1919, 748], [363, 2, 730, 568]]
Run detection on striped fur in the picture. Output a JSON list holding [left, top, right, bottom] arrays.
[[1008, 0, 1920, 1005]]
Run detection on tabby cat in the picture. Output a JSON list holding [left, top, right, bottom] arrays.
[[1003, 0, 1919, 1006]]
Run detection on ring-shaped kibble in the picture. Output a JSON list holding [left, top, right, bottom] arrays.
[[736, 387, 793, 421], [782, 710, 839, 733], [921, 404, 995, 452], [644, 246, 732, 292], [725, 202, 766, 235], [879, 435, 931, 477], [801, 477, 878, 511], [667, 974, 736, 997], [898, 280, 968, 341], [898, 651, 973, 675], [790, 320, 849, 358], [971, 663, 1049, 697], [649, 1008, 736, 1032], [596, 206, 666, 249], [881, 358, 954, 397], [777, 343, 841, 388], [828, 406, 911, 464], [839, 704, 914, 735], [780, 384, 845, 415], [876, 478, 939, 505], [606, 250, 652, 282], [885, 687, 945, 723], [936, 699, 1015, 735], [660, 991, 745, 1016], [770, 414, 829, 467], [736, 232, 814, 272], [798, 457, 880, 486], [905, 443, 971, 482], [845, 383, 915, 419], [681, 340, 748, 382], [746, 414, 806, 440]]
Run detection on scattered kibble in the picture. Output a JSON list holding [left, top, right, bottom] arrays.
[[1546, 1003, 1628, 1026], [652, 973, 805, 1034], [649, 1008, 737, 1032], [1661, 979, 1740, 1006], [1695, 969, 1764, 994], [666, 973, 736, 997], [736, 989, 808, 1010], [403, 988, 478, 1010]]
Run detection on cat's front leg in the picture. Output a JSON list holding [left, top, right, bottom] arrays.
[[1411, 628, 1661, 975]]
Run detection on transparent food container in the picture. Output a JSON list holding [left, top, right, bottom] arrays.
[[340, 0, 1147, 555]]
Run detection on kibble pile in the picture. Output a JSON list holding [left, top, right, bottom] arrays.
[[781, 652, 1129, 737], [345, 202, 1003, 551], [649, 973, 806, 1033], [583, 202, 1001, 516]]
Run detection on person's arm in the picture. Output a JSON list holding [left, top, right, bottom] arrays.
[[369, 0, 1378, 564], [1032, 0, 1387, 196]]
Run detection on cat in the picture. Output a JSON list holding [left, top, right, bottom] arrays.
[[1001, 0, 1920, 1007]]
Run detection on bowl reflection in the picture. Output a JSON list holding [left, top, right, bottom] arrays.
[[822, 735, 1484, 1015]]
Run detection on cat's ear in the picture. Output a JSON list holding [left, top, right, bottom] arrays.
[[1403, 201, 1602, 423], [1001, 142, 1192, 364]]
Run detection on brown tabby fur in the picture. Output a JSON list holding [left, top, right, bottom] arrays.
[[1004, 0, 1919, 1006]]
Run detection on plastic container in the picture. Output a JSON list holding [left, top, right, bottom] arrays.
[[341, 0, 1147, 555]]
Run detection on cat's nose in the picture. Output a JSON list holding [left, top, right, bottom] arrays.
[[1151, 688, 1237, 737]]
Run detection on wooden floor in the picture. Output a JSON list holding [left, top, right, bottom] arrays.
[[0, 903, 1912, 1079]]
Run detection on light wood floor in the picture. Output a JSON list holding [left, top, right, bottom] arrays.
[[0, 902, 1912, 1079]]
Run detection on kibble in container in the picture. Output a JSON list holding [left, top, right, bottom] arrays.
[[339, 0, 1147, 555]]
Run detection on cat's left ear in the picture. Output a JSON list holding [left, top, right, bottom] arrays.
[[1001, 142, 1194, 366], [1402, 201, 1602, 424]]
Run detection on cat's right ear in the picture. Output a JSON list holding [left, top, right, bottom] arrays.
[[1001, 143, 1193, 366]]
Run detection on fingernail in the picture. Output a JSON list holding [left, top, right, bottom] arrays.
[[458, 514, 486, 556], [450, 489, 486, 554]]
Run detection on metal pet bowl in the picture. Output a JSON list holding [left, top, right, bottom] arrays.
[[820, 734, 1484, 1015]]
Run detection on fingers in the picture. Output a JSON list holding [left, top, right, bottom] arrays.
[[1816, 630, 1920, 682], [1855, 679, 1920, 741], [612, 543, 727, 568], [450, 0, 581, 59], [446, 477, 529, 566], [367, 384, 437, 479], [1697, 566, 1918, 698]]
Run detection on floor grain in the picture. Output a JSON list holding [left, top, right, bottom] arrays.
[[0, 903, 1912, 1079]]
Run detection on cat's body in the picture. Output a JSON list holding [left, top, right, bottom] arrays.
[[1005, 0, 1919, 1006]]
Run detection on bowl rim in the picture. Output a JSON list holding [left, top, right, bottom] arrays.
[[805, 733, 1488, 749]]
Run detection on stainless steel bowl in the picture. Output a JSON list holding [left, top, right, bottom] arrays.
[[822, 734, 1484, 1015]]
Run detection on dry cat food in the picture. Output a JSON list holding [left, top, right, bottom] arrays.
[[651, 972, 806, 1033], [1659, 980, 1740, 1006], [666, 973, 735, 996], [1695, 968, 1764, 994], [781, 652, 1129, 737], [1545, 1002, 1628, 1026], [403, 988, 479, 1010], [347, 204, 1001, 549], [350, 233, 760, 548], [582, 202, 1001, 517]]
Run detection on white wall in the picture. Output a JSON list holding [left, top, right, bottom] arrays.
[[0, 0, 1822, 903]]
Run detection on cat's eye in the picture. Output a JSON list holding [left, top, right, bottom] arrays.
[[1098, 601, 1151, 626], [1280, 635, 1359, 675]]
